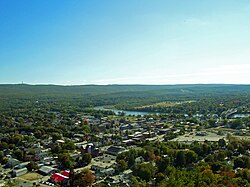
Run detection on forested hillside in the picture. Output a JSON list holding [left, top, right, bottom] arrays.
[[0, 84, 249, 114]]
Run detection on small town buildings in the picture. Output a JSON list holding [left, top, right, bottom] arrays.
[[13, 162, 29, 169], [83, 143, 99, 157], [56, 140, 65, 144], [121, 139, 135, 146], [91, 154, 116, 172], [51, 170, 70, 185], [99, 168, 115, 176], [39, 166, 56, 175], [69, 152, 81, 160], [74, 134, 85, 139], [35, 148, 51, 160], [12, 168, 28, 177], [106, 146, 127, 156], [196, 132, 208, 136], [158, 128, 172, 135], [120, 124, 133, 130], [135, 156, 144, 164], [6, 158, 20, 168]]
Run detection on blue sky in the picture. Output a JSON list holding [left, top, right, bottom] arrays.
[[0, 0, 250, 85]]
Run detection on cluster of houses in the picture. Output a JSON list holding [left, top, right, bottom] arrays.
[[1, 110, 247, 186], [0, 113, 177, 185]]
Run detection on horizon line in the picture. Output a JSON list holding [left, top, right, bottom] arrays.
[[0, 83, 249, 86]]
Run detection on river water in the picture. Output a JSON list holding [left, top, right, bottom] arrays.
[[94, 106, 156, 116], [231, 113, 250, 118]]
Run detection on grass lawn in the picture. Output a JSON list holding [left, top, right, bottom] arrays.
[[135, 100, 196, 109], [19, 172, 41, 181]]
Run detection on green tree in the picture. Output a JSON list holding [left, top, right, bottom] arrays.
[[51, 133, 62, 142], [13, 149, 23, 160], [155, 172, 165, 184], [131, 176, 142, 187], [0, 152, 7, 164], [230, 119, 242, 129], [3, 180, 19, 187], [236, 168, 250, 184], [27, 161, 38, 171], [218, 138, 226, 147], [72, 169, 95, 187], [117, 159, 128, 172], [0, 142, 8, 151], [62, 140, 75, 151], [82, 153, 92, 166], [234, 157, 244, 169], [176, 151, 186, 167], [157, 156, 170, 172], [238, 144, 246, 154], [58, 153, 74, 169], [208, 119, 217, 127], [34, 130, 42, 139], [186, 150, 198, 164], [51, 144, 62, 154], [133, 163, 155, 182], [216, 150, 227, 161]]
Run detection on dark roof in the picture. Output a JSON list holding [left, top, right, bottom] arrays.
[[106, 146, 126, 155]]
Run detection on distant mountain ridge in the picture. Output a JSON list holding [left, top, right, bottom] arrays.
[[0, 84, 249, 112], [0, 84, 249, 97]]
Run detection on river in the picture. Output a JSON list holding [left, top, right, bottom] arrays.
[[94, 106, 157, 116], [231, 113, 250, 118]]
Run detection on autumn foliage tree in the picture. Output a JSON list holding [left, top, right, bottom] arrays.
[[72, 169, 95, 187]]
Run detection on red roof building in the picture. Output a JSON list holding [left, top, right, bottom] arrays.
[[51, 172, 69, 182], [61, 170, 70, 177]]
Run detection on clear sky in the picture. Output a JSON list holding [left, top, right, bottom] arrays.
[[0, 0, 250, 85]]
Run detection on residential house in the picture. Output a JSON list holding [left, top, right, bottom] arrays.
[[106, 146, 127, 156], [39, 166, 56, 175], [12, 168, 28, 177], [6, 158, 20, 168]]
